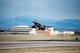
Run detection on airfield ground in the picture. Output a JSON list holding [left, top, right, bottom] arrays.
[[0, 35, 80, 53], [0, 34, 80, 41], [0, 46, 80, 53]]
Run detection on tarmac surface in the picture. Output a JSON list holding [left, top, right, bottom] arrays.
[[0, 41, 80, 49]]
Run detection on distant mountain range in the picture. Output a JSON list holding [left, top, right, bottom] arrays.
[[0, 16, 80, 31]]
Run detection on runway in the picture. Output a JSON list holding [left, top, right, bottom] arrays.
[[0, 41, 80, 49]]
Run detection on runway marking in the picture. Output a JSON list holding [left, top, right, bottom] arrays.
[[0, 41, 80, 49]]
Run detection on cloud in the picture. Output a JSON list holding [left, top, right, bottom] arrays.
[[0, 0, 80, 20]]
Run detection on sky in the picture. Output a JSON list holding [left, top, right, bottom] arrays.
[[0, 0, 80, 20], [0, 0, 80, 30]]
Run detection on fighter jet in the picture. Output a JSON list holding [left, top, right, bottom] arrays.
[[32, 20, 46, 30]]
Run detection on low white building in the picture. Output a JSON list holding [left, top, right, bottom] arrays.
[[11, 25, 32, 34], [10, 25, 75, 35], [63, 31, 75, 35], [53, 30, 75, 36], [10, 25, 54, 35]]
